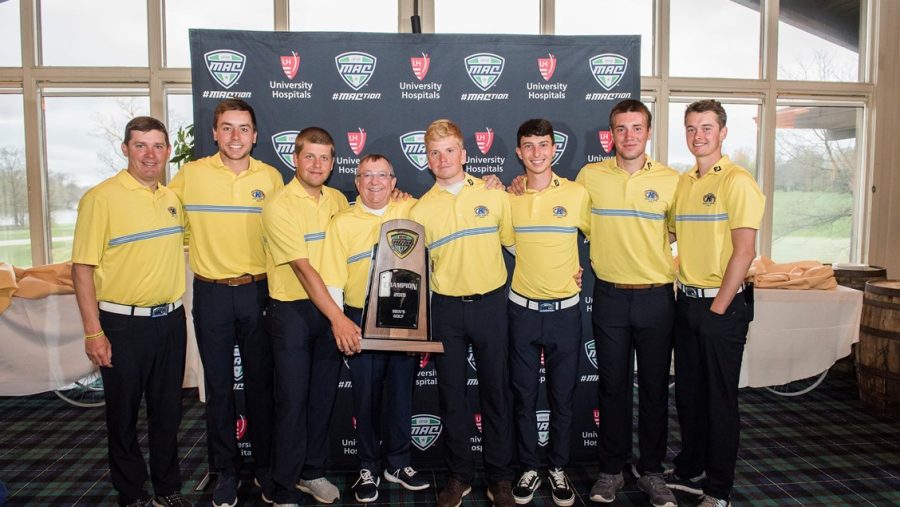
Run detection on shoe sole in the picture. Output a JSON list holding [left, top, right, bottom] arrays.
[[355, 492, 379, 503], [513, 478, 540, 505], [666, 482, 703, 496], [296, 484, 339, 504], [552, 493, 575, 507], [212, 500, 238, 507], [382, 471, 431, 491]]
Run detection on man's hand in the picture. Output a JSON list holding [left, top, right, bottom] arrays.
[[573, 266, 584, 289], [85, 333, 113, 368], [391, 188, 412, 201], [508, 174, 526, 196], [483, 174, 506, 191], [332, 314, 363, 355]]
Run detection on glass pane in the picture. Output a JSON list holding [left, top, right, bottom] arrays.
[[166, 92, 194, 180], [165, 0, 274, 68], [0, 94, 29, 266], [435, 0, 539, 34], [290, 0, 397, 32], [667, 101, 760, 178], [669, 0, 760, 78], [555, 0, 653, 76], [772, 105, 862, 263], [0, 0, 22, 67], [41, 0, 147, 66], [778, 0, 860, 81], [43, 94, 150, 263]]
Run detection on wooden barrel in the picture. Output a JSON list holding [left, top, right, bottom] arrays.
[[834, 265, 887, 291], [855, 280, 900, 418]]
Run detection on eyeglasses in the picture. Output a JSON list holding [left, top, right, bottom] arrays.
[[357, 171, 394, 181]]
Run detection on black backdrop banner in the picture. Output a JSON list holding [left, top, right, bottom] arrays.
[[190, 29, 639, 469]]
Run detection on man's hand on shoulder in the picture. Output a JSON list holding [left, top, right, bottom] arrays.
[[507, 174, 526, 196], [483, 174, 506, 191]]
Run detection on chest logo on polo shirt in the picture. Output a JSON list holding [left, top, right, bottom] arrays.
[[251, 189, 266, 202], [167, 206, 177, 217], [703, 193, 717, 206], [474, 205, 489, 218], [644, 190, 659, 202], [387, 229, 418, 259], [553, 206, 567, 218]]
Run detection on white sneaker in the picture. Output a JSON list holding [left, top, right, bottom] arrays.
[[296, 477, 340, 504]]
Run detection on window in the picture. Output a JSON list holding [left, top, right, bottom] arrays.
[[667, 100, 760, 179], [556, 0, 653, 76], [42, 92, 150, 262], [290, 0, 397, 32], [165, 91, 194, 180], [669, 0, 760, 79], [0, 93, 28, 266], [40, 0, 147, 66], [0, 0, 22, 67], [777, 0, 861, 81], [435, 0, 539, 34]]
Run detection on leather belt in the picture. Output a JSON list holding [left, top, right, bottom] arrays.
[[509, 291, 580, 313], [613, 282, 669, 290], [441, 285, 505, 302], [194, 273, 267, 287], [99, 299, 183, 318], [677, 281, 745, 299]]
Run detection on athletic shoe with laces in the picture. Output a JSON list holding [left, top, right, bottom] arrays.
[[486, 480, 515, 507], [437, 477, 471, 507], [698, 495, 732, 507], [296, 477, 340, 504], [352, 469, 380, 503], [152, 492, 191, 507], [589, 472, 624, 503], [547, 468, 575, 507], [212, 474, 239, 507], [383, 466, 430, 490], [512, 470, 541, 504], [637, 473, 677, 507], [663, 468, 705, 496]]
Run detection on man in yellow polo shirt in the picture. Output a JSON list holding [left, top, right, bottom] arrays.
[[506, 119, 590, 507], [409, 119, 516, 507], [169, 99, 284, 506], [319, 154, 430, 503], [261, 127, 354, 506], [577, 100, 679, 507], [72, 116, 190, 507], [667, 100, 764, 507]]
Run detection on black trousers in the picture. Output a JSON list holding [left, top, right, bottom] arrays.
[[345, 306, 417, 474], [267, 298, 343, 504], [673, 286, 753, 500], [592, 280, 674, 475], [99, 306, 186, 506], [432, 289, 514, 484], [192, 278, 274, 477], [508, 298, 581, 470]]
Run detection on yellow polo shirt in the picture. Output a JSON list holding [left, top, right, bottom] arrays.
[[670, 156, 765, 287], [71, 170, 185, 306], [509, 173, 590, 299], [169, 153, 284, 279], [409, 174, 514, 296], [576, 156, 679, 284], [320, 199, 418, 308], [262, 178, 349, 301]]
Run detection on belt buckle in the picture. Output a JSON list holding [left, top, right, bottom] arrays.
[[461, 294, 480, 302], [538, 302, 555, 313], [684, 286, 698, 298], [150, 304, 169, 318], [226, 276, 243, 287]]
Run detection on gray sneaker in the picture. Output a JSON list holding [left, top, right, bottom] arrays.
[[296, 477, 340, 504], [698, 495, 732, 507], [637, 474, 677, 507], [589, 472, 624, 503]]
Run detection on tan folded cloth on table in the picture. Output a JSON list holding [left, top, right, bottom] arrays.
[[0, 262, 75, 314], [748, 256, 837, 290]]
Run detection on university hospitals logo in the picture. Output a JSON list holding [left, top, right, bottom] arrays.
[[399, 131, 429, 171], [475, 128, 494, 155], [271, 130, 300, 170], [585, 339, 598, 369], [537, 410, 551, 446], [589, 53, 628, 91], [347, 128, 366, 156], [411, 53, 430, 81], [474, 413, 483, 433], [538, 54, 557, 81], [205, 50, 246, 89], [236, 415, 248, 441], [552, 132, 569, 166], [411, 414, 442, 451], [465, 53, 505, 91], [598, 130, 614, 153], [335, 51, 377, 90], [280, 51, 300, 79]]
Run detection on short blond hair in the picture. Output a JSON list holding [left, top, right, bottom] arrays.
[[425, 119, 464, 147]]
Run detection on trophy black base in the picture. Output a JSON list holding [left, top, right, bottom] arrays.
[[360, 337, 444, 353]]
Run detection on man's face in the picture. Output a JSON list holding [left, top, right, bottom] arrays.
[[426, 137, 466, 185], [685, 111, 727, 160], [213, 110, 257, 162], [292, 142, 334, 191], [611, 111, 650, 162], [515, 134, 555, 177], [121, 129, 170, 186], [355, 159, 396, 210]]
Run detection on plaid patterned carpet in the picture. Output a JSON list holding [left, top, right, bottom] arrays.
[[1, 372, 897, 506]]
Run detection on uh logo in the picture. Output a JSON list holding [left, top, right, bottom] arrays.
[[411, 414, 442, 451], [399, 131, 428, 171], [347, 128, 366, 156], [465, 52, 505, 91], [589, 53, 628, 91], [538, 54, 557, 81], [411, 53, 430, 81], [205, 49, 246, 89], [475, 128, 494, 155], [280, 51, 300, 79], [335, 51, 377, 90]]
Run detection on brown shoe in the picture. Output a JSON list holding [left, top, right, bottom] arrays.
[[437, 477, 472, 507], [486, 480, 515, 507]]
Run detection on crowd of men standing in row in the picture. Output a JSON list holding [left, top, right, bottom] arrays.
[[72, 96, 763, 507]]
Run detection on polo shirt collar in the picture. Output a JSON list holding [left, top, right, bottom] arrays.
[[212, 152, 261, 174], [287, 176, 322, 199], [116, 169, 159, 193], [524, 172, 562, 193], [690, 155, 731, 179]]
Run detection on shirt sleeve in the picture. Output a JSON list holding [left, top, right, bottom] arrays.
[[497, 190, 515, 247], [578, 184, 592, 237], [71, 189, 108, 266], [262, 199, 309, 266], [725, 171, 765, 230]]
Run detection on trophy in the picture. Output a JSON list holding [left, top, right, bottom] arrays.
[[361, 219, 443, 353]]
